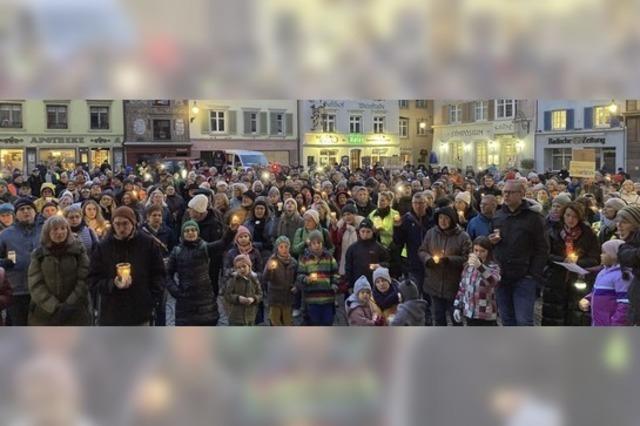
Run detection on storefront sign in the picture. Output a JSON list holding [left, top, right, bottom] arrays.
[[548, 136, 606, 145], [438, 124, 492, 140], [0, 137, 23, 144], [348, 133, 364, 144], [493, 121, 514, 134], [569, 160, 596, 178], [31, 136, 85, 144], [357, 102, 385, 110]]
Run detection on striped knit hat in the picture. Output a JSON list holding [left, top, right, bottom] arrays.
[[616, 206, 640, 227]]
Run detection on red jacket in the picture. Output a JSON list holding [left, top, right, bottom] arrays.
[[0, 267, 11, 326]]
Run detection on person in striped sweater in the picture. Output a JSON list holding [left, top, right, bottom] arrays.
[[297, 229, 339, 326]]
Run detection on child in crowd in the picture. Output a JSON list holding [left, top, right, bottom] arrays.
[[371, 267, 401, 321], [453, 236, 501, 326], [579, 239, 632, 326], [345, 276, 384, 326], [263, 236, 297, 326], [391, 279, 428, 326], [224, 254, 263, 326]]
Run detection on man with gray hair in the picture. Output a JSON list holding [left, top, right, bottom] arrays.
[[466, 194, 498, 240], [491, 180, 549, 326]]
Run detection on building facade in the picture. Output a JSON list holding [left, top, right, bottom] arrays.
[[189, 100, 298, 165], [432, 99, 535, 172], [300, 100, 400, 169], [398, 100, 434, 165], [535, 100, 625, 173], [623, 100, 640, 178], [0, 99, 124, 174], [123, 100, 191, 166]]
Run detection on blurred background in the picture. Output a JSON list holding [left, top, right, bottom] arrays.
[[0, 328, 637, 425], [1, 0, 640, 98]]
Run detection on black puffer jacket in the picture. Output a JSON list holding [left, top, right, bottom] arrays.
[[193, 209, 225, 296], [618, 231, 640, 325], [166, 239, 218, 326], [344, 238, 390, 288], [543, 221, 600, 326], [88, 231, 166, 326]]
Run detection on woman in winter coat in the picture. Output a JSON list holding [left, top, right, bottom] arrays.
[[330, 203, 364, 280], [82, 199, 109, 238], [368, 191, 399, 249], [418, 206, 472, 326], [166, 220, 236, 326], [262, 236, 297, 326], [542, 202, 601, 326], [27, 216, 91, 326], [0, 267, 11, 326], [63, 205, 99, 255], [452, 236, 501, 326], [596, 197, 626, 244], [276, 198, 305, 252], [243, 197, 277, 259], [620, 179, 640, 206]]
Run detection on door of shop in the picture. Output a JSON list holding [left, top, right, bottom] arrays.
[[350, 149, 361, 169]]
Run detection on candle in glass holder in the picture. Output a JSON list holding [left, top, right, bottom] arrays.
[[301, 206, 306, 213], [309, 272, 318, 281], [7, 251, 16, 263], [330, 212, 337, 220], [457, 210, 465, 218], [231, 215, 240, 225], [116, 263, 131, 281], [269, 260, 278, 270], [277, 202, 283, 211], [369, 264, 376, 270], [433, 255, 441, 264], [568, 252, 578, 263]]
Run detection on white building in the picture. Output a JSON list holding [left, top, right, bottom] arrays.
[[299, 100, 400, 169], [535, 100, 625, 173], [432, 100, 536, 172], [189, 100, 299, 165]]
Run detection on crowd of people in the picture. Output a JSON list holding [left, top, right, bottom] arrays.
[[0, 159, 639, 326]]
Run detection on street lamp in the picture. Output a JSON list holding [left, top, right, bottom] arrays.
[[607, 100, 618, 114], [419, 121, 427, 129]]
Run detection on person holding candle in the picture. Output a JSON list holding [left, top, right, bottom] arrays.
[[367, 191, 399, 249], [296, 230, 340, 326], [345, 275, 385, 326], [243, 197, 277, 260], [542, 202, 600, 326], [453, 191, 477, 227], [27, 216, 90, 325], [262, 236, 297, 326], [292, 209, 334, 258], [371, 267, 401, 321], [224, 254, 263, 326], [88, 206, 166, 326], [596, 197, 627, 244], [344, 218, 390, 292], [276, 198, 304, 253], [418, 206, 472, 326], [82, 199, 109, 239]]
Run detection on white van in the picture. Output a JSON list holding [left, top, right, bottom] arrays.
[[225, 150, 269, 169]]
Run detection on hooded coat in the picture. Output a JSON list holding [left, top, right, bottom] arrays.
[[345, 276, 376, 326]]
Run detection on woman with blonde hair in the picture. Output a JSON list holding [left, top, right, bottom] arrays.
[[27, 215, 90, 326], [82, 199, 109, 238]]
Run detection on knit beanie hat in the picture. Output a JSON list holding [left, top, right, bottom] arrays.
[[605, 197, 627, 211], [275, 235, 290, 248], [0, 203, 14, 215], [341, 203, 357, 215], [234, 225, 251, 243], [372, 267, 391, 284], [13, 197, 36, 211], [358, 217, 374, 230], [455, 191, 471, 206], [308, 229, 324, 242], [242, 190, 257, 202], [112, 206, 137, 226], [616, 206, 640, 227], [181, 219, 200, 234], [552, 193, 572, 207], [602, 239, 625, 260], [303, 209, 320, 226], [233, 253, 252, 268], [188, 194, 209, 214], [284, 198, 298, 210], [399, 279, 419, 302], [40, 182, 56, 194]]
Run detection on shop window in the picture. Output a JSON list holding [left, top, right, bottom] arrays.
[[452, 142, 464, 168], [373, 116, 385, 134], [0, 149, 23, 173], [39, 149, 75, 170], [501, 140, 517, 169], [46, 105, 68, 129], [153, 120, 171, 140], [0, 104, 22, 128], [552, 110, 566, 130], [551, 148, 572, 171], [475, 141, 488, 170], [209, 111, 225, 133], [322, 114, 336, 132], [399, 118, 408, 138], [594, 106, 611, 128], [92, 149, 110, 168], [350, 149, 361, 169], [319, 149, 338, 166], [350, 115, 362, 133], [495, 99, 515, 119], [90, 106, 109, 130]]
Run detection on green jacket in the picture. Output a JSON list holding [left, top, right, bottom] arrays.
[[292, 226, 334, 257], [28, 239, 91, 326], [224, 272, 263, 326]]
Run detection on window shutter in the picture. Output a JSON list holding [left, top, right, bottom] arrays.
[[286, 113, 293, 135], [228, 111, 237, 134], [441, 106, 448, 125], [488, 100, 495, 121], [259, 112, 268, 135], [584, 107, 593, 129], [566, 109, 574, 130], [201, 110, 210, 134], [243, 112, 251, 134], [462, 103, 471, 123], [269, 113, 278, 135], [544, 111, 551, 131]]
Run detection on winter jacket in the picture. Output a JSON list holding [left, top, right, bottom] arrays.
[[88, 230, 166, 326], [72, 223, 99, 256], [193, 209, 225, 296], [330, 216, 364, 275], [27, 240, 91, 326], [276, 212, 304, 252], [0, 221, 43, 295], [369, 208, 400, 248], [466, 213, 493, 240], [586, 265, 631, 326], [390, 300, 428, 326], [344, 238, 390, 288], [292, 226, 334, 258], [372, 279, 401, 320], [542, 222, 600, 326], [224, 272, 262, 326], [296, 248, 339, 305], [616, 231, 640, 325], [244, 216, 277, 255], [356, 201, 375, 218], [222, 247, 263, 290], [418, 209, 472, 300], [0, 268, 11, 326], [492, 200, 550, 284], [345, 276, 376, 326], [166, 239, 220, 326], [263, 254, 297, 307], [454, 262, 501, 321], [393, 210, 433, 274], [141, 223, 176, 258]]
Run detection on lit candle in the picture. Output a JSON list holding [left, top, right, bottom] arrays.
[[269, 260, 278, 270], [231, 215, 240, 225], [567, 251, 578, 263], [7, 250, 16, 263], [56, 210, 64, 216], [116, 262, 131, 281], [433, 255, 441, 264], [277, 202, 283, 211], [301, 206, 306, 213], [493, 228, 501, 239], [330, 212, 337, 220], [393, 214, 401, 223], [309, 272, 318, 281], [369, 264, 376, 270]]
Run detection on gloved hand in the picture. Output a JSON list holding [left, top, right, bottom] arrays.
[[453, 309, 462, 324], [0, 258, 15, 270]]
